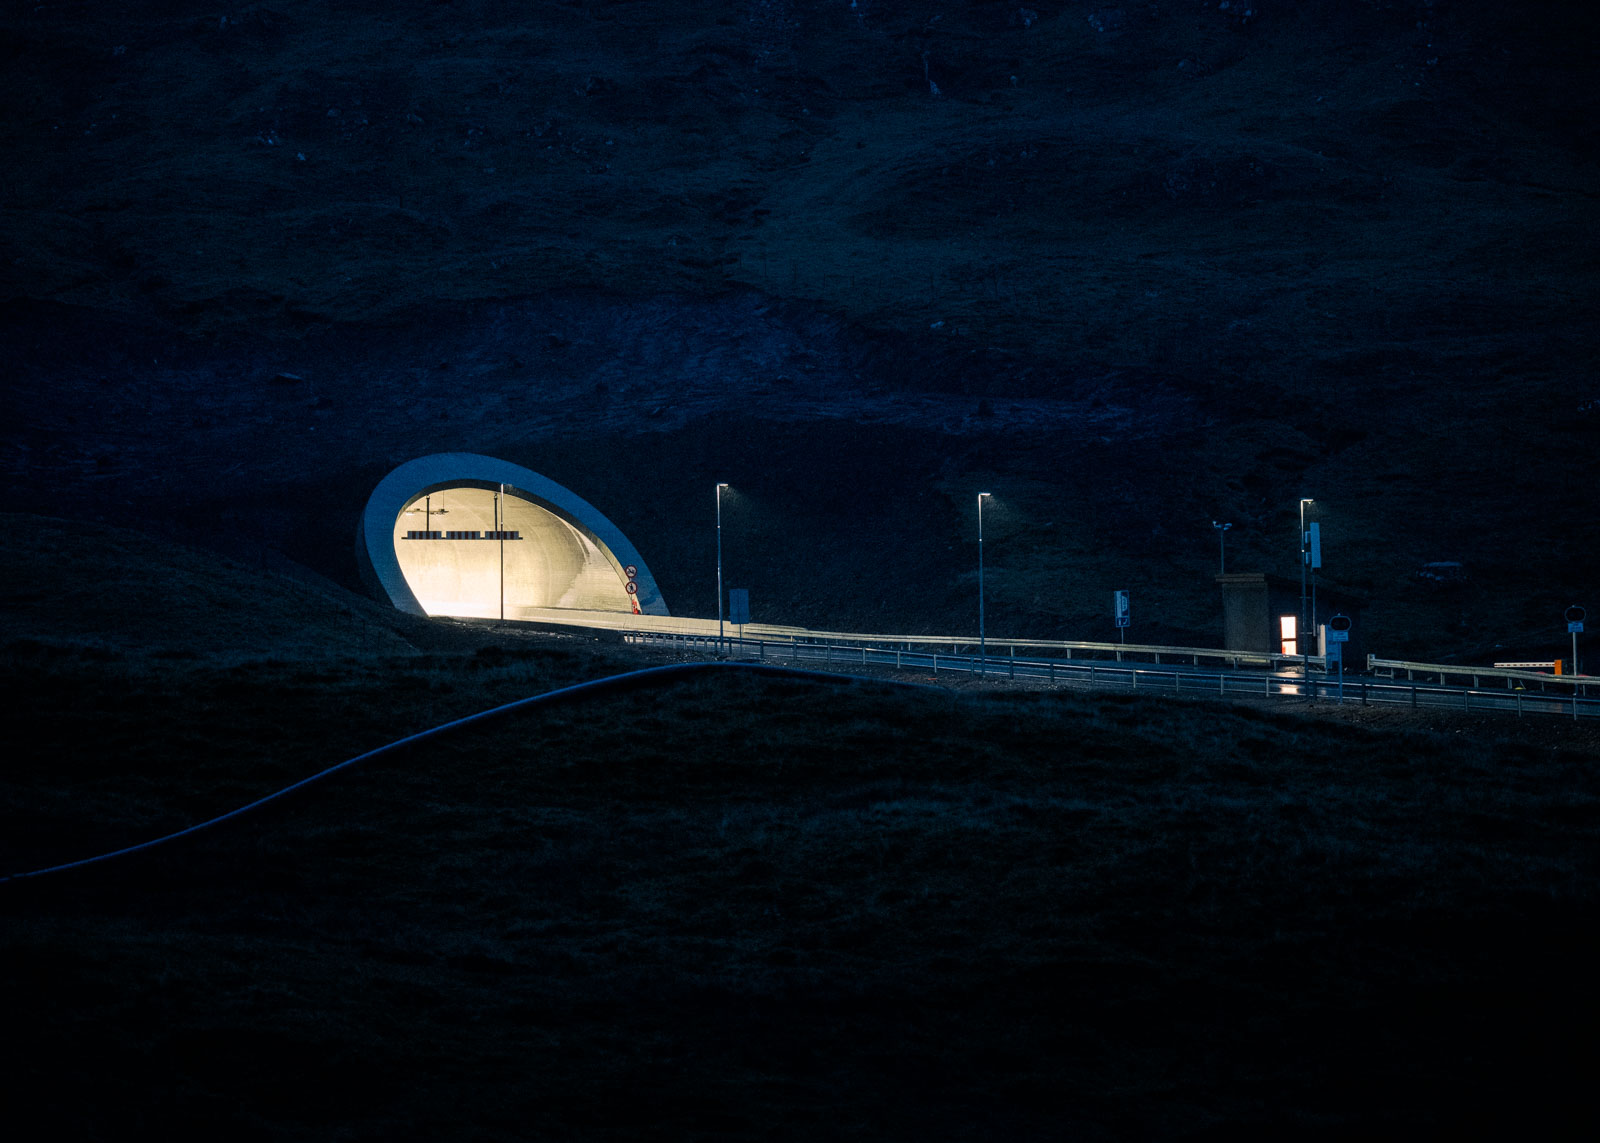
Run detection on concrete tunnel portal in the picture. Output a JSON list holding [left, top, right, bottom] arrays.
[[358, 453, 668, 621]]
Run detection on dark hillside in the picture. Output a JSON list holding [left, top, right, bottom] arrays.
[[3, 0, 1600, 653], [3, 1, 1596, 654], [4, 502, 1599, 1138], [6, 653, 1600, 1138]]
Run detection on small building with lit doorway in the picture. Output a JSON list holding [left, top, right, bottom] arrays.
[[1216, 572, 1366, 666]]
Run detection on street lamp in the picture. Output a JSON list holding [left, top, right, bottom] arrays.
[[716, 482, 729, 657], [1212, 520, 1232, 575], [1567, 605, 1587, 720], [978, 492, 992, 676], [1299, 498, 1314, 688]]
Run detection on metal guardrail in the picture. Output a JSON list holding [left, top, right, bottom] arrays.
[[505, 607, 1328, 672], [715, 630, 1326, 673], [1366, 655, 1593, 695], [624, 632, 1597, 719]]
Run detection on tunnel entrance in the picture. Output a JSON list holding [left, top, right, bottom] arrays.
[[359, 454, 667, 620], [395, 484, 634, 618]]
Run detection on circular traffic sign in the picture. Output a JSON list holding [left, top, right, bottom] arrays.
[[625, 581, 638, 594], [1566, 605, 1587, 623], [624, 564, 638, 580]]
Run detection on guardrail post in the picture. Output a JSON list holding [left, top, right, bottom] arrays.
[[1048, 661, 1054, 684], [1411, 684, 1418, 708], [933, 653, 938, 675]]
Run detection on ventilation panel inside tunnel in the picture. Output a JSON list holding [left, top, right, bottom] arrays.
[[358, 453, 668, 621]]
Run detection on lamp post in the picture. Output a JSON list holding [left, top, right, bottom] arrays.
[[1568, 605, 1587, 720], [716, 483, 729, 657], [1299, 498, 1314, 691], [1212, 520, 1232, 575], [978, 492, 992, 677]]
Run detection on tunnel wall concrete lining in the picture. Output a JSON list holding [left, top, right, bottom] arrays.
[[358, 453, 668, 619]]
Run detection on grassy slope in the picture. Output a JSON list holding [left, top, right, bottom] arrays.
[[1, 1, 1596, 651], [0, 513, 420, 661], [4, 512, 1600, 1138]]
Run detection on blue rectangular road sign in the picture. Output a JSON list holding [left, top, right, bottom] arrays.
[[728, 588, 750, 626], [1113, 590, 1130, 628]]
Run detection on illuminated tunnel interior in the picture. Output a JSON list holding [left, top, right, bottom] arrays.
[[395, 484, 633, 618], [359, 453, 667, 620]]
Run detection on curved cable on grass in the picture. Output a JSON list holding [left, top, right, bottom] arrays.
[[1, 661, 944, 885]]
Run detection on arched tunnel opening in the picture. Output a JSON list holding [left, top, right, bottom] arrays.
[[394, 483, 635, 618], [359, 454, 667, 621]]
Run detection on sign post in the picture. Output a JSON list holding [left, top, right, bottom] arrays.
[[729, 588, 750, 650], [1327, 613, 1352, 703], [624, 563, 640, 615]]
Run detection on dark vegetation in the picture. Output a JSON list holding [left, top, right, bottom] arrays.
[[2, 0, 1596, 656], [4, 514, 1600, 1138]]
